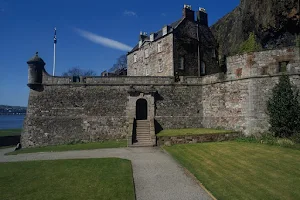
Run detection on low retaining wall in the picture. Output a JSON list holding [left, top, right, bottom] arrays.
[[0, 136, 20, 147], [157, 132, 241, 146]]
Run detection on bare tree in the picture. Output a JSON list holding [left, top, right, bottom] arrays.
[[62, 67, 97, 76], [109, 55, 127, 73]]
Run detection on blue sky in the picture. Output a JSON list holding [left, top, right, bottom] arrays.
[[0, 0, 240, 106]]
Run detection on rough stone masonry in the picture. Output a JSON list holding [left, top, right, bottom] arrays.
[[21, 47, 300, 147]]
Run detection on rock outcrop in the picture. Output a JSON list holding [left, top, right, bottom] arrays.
[[211, 0, 300, 56]]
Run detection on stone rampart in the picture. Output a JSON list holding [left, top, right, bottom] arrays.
[[22, 47, 300, 147]]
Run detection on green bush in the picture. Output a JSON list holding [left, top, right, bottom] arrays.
[[267, 75, 300, 137], [237, 32, 262, 54], [290, 133, 300, 144], [277, 138, 295, 147], [296, 34, 300, 47]]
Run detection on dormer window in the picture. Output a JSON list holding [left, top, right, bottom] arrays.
[[145, 49, 149, 58], [134, 54, 137, 63], [158, 42, 162, 53]]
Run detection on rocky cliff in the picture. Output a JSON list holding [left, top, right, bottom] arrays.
[[211, 0, 300, 56]]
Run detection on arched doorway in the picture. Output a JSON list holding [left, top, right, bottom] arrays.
[[136, 99, 148, 120]]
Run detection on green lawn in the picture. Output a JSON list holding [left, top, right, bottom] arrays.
[[0, 129, 22, 136], [0, 158, 135, 200], [6, 140, 127, 155], [164, 141, 300, 200], [157, 128, 236, 137]]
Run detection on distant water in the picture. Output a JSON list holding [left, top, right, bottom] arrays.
[[0, 115, 25, 129]]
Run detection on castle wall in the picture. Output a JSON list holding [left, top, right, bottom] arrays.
[[200, 47, 300, 134], [21, 77, 204, 147], [22, 47, 300, 147]]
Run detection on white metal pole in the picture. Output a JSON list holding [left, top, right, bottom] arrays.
[[53, 42, 56, 76], [53, 27, 57, 76]]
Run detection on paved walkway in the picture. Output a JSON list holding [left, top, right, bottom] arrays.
[[0, 147, 212, 200]]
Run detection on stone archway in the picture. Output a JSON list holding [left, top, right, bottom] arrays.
[[136, 99, 148, 120]]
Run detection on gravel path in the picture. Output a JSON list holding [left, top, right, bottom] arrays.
[[0, 147, 212, 200]]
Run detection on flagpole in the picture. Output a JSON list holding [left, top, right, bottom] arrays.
[[53, 27, 57, 76]]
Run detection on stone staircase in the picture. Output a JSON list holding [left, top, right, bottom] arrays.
[[132, 120, 153, 147]]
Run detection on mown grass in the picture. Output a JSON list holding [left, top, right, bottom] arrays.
[[0, 158, 135, 200], [164, 141, 300, 200], [6, 140, 127, 155], [0, 129, 22, 136], [157, 128, 236, 137]]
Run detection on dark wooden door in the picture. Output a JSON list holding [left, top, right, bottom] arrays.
[[136, 99, 147, 120]]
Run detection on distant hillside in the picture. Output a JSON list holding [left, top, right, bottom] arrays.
[[211, 0, 300, 56], [0, 105, 27, 115]]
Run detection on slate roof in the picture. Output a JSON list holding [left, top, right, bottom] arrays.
[[128, 19, 183, 54]]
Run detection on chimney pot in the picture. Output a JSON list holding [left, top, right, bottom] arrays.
[[197, 8, 208, 26], [182, 4, 195, 21]]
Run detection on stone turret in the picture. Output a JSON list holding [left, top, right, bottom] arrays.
[[27, 52, 45, 90]]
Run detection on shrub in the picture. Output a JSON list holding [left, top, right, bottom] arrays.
[[267, 75, 300, 137], [237, 32, 262, 54], [290, 133, 300, 144], [277, 138, 295, 147], [296, 34, 300, 47]]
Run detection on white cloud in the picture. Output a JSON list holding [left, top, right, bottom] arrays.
[[123, 10, 137, 17], [74, 28, 132, 52], [161, 13, 167, 17]]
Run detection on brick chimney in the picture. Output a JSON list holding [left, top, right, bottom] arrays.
[[197, 8, 208, 26], [182, 4, 195, 21], [139, 31, 148, 41]]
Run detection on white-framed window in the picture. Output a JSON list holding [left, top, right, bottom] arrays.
[[158, 42, 162, 53], [179, 57, 184, 70], [145, 49, 149, 58], [133, 54, 137, 63], [201, 61, 206, 75], [158, 59, 163, 72], [212, 49, 216, 58]]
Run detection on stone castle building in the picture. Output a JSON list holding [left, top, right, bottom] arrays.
[[21, 5, 300, 148], [127, 5, 219, 77]]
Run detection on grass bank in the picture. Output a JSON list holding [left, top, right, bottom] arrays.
[[0, 129, 22, 137], [0, 158, 135, 200], [164, 141, 300, 200], [157, 128, 236, 137], [6, 140, 127, 155]]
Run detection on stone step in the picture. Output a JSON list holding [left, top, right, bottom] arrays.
[[136, 127, 150, 130], [136, 129, 150, 132], [129, 143, 154, 147], [136, 134, 151, 137], [136, 131, 150, 135], [136, 123, 150, 125], [136, 140, 152, 143], [137, 123, 149, 125], [136, 136, 151, 140], [136, 126, 149, 128]]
